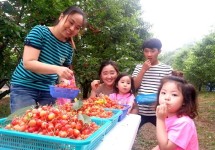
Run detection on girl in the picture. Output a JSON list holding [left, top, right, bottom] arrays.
[[10, 6, 86, 113], [153, 76, 199, 150], [109, 73, 136, 113]]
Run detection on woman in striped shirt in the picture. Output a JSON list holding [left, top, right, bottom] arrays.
[[10, 6, 86, 113]]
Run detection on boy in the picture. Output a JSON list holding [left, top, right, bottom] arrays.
[[132, 38, 173, 128]]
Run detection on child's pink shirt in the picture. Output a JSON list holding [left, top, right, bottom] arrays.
[[165, 115, 199, 150], [109, 93, 135, 108]]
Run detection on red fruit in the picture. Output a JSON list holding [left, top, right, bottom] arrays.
[[41, 122, 48, 129], [28, 119, 37, 127], [5, 124, 12, 129], [36, 119, 42, 127], [67, 128, 74, 136], [13, 125, 22, 131], [27, 126, 38, 133], [75, 122, 82, 130], [47, 124, 54, 131], [82, 129, 90, 135], [73, 129, 80, 138], [48, 112, 55, 120], [40, 110, 48, 118], [52, 108, 60, 115], [59, 120, 68, 126], [11, 118, 19, 126], [61, 114, 68, 120], [70, 122, 76, 129], [55, 123, 62, 130], [58, 131, 67, 137]]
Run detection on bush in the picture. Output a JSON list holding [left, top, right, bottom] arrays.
[[0, 97, 10, 118]]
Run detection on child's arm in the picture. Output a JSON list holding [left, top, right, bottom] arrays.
[[156, 104, 178, 150], [127, 95, 137, 114], [127, 100, 134, 114]]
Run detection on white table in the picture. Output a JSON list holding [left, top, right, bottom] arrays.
[[96, 114, 141, 150]]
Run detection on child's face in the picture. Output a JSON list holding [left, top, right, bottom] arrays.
[[143, 48, 160, 65], [159, 81, 184, 116], [117, 76, 131, 95], [100, 64, 118, 87]]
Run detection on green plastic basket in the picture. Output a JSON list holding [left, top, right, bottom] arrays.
[[0, 118, 111, 150]]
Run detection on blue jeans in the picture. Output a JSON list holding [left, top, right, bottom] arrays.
[[10, 84, 56, 113]]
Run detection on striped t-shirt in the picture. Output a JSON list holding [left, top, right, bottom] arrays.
[[11, 25, 73, 91], [132, 63, 172, 116]]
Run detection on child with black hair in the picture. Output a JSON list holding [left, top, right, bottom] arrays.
[[153, 76, 199, 150], [132, 38, 173, 128], [109, 73, 136, 113]]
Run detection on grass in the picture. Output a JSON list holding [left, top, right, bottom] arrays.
[[0, 92, 214, 150], [132, 92, 215, 150]]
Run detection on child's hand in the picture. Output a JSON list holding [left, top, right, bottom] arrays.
[[142, 59, 151, 71], [91, 80, 101, 91], [156, 103, 168, 120]]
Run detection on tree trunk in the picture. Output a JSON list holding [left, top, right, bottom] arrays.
[[81, 80, 91, 99]]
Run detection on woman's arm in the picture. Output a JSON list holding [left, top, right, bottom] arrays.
[[89, 80, 100, 97], [23, 46, 73, 80]]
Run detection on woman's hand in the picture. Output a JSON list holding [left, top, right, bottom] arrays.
[[56, 66, 74, 80], [91, 80, 101, 91], [89, 80, 101, 98]]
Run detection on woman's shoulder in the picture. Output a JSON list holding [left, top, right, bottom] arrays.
[[27, 25, 49, 37], [32, 25, 48, 29], [30, 25, 48, 32]]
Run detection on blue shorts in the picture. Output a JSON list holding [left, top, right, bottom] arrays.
[[10, 84, 56, 113]]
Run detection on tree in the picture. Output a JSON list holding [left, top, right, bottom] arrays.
[[71, 0, 151, 97], [0, 0, 151, 98], [171, 32, 215, 91]]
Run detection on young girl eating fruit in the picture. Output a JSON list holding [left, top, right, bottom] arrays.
[[109, 73, 136, 113], [153, 76, 199, 150]]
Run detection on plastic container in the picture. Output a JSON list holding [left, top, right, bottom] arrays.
[[135, 93, 157, 105], [49, 85, 79, 99], [0, 118, 111, 150], [118, 105, 131, 122], [92, 109, 122, 135]]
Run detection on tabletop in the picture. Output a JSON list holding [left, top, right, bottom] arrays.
[[95, 114, 141, 150]]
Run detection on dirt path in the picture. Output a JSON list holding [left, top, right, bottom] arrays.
[[132, 123, 157, 150]]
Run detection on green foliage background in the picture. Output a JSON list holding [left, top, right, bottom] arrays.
[[1, 0, 215, 98]]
